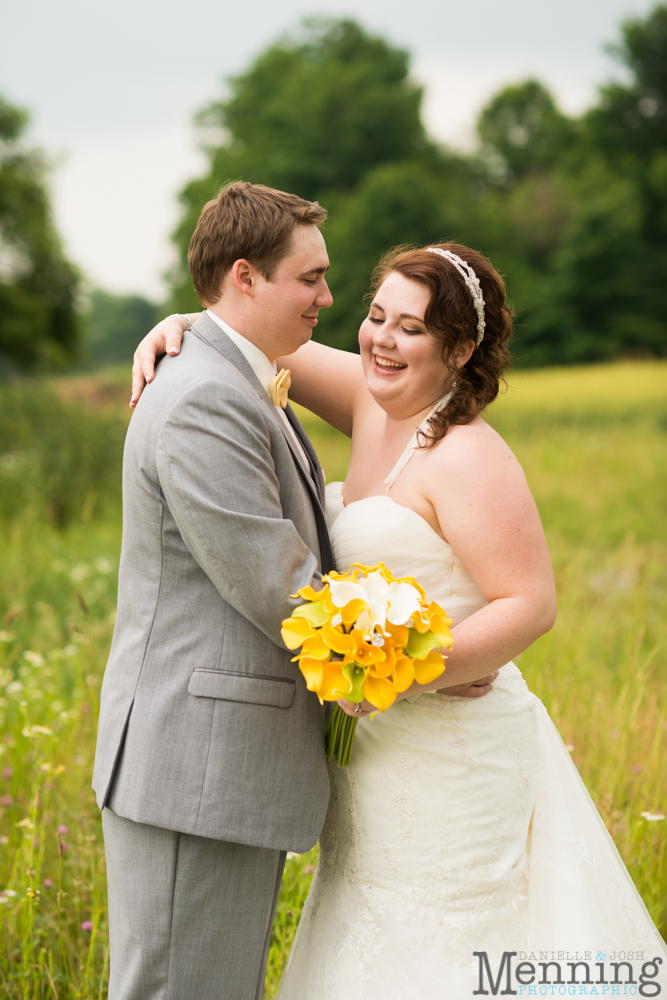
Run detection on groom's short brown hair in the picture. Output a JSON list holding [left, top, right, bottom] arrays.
[[188, 181, 327, 306]]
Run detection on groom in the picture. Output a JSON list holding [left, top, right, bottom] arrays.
[[93, 181, 335, 999]]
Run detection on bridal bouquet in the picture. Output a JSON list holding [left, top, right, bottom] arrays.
[[281, 563, 453, 766]]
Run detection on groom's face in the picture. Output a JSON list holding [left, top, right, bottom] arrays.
[[251, 225, 332, 359]]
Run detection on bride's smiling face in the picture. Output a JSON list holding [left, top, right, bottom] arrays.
[[359, 271, 452, 417]]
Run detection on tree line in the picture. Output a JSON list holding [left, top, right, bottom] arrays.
[[1, 5, 666, 370]]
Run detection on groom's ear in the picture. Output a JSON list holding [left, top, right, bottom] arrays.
[[231, 259, 258, 297]]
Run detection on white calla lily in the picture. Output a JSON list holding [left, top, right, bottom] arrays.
[[328, 579, 369, 608], [360, 571, 390, 601], [385, 581, 423, 626], [368, 597, 389, 633]]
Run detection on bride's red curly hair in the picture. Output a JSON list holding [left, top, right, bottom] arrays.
[[368, 242, 513, 445]]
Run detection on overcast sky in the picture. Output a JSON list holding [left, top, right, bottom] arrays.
[[0, 0, 656, 300]]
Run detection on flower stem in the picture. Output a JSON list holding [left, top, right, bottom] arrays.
[[325, 706, 358, 767]]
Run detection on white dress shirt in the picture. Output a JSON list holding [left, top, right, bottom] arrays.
[[205, 310, 311, 473]]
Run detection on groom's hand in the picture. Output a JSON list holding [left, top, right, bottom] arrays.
[[437, 671, 499, 698]]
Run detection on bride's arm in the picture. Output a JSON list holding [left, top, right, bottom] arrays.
[[131, 313, 200, 406], [275, 341, 366, 437], [131, 317, 367, 437], [341, 421, 556, 716], [423, 421, 556, 686]]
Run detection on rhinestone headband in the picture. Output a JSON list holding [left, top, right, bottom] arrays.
[[425, 248, 486, 346]]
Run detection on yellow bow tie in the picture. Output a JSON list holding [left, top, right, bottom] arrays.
[[269, 368, 291, 408]]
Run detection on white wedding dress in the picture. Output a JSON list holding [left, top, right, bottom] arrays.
[[277, 423, 667, 999]]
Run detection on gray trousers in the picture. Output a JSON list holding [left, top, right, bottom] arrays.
[[102, 808, 286, 1000]]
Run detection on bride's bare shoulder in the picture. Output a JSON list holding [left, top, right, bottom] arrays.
[[425, 416, 525, 483]]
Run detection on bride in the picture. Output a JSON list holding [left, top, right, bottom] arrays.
[[132, 242, 666, 996]]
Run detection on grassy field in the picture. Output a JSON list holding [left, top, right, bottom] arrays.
[[0, 360, 665, 998]]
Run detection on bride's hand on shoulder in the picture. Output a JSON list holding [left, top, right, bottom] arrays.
[[130, 313, 198, 407]]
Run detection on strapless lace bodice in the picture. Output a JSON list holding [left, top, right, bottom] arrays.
[[325, 481, 486, 627]]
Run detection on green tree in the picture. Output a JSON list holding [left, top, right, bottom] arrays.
[[83, 290, 158, 367], [476, 80, 576, 183], [0, 94, 80, 371], [318, 160, 475, 351], [168, 18, 436, 311], [582, 4, 667, 169]]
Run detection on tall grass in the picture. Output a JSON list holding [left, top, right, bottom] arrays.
[[0, 361, 664, 998]]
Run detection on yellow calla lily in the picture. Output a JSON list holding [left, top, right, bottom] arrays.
[[321, 618, 358, 657], [294, 583, 330, 602], [385, 621, 409, 648], [409, 609, 432, 634], [366, 635, 399, 679], [319, 661, 352, 701], [339, 597, 369, 626], [301, 631, 333, 660], [424, 602, 454, 646], [392, 654, 415, 693], [362, 673, 398, 712], [348, 630, 386, 667], [281, 616, 316, 650], [298, 657, 325, 692], [413, 647, 447, 686]]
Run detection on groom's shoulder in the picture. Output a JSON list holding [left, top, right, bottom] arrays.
[[133, 330, 258, 424]]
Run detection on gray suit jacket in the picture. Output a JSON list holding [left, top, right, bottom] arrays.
[[93, 314, 334, 852]]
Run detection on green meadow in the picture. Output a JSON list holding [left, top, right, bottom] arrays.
[[0, 360, 664, 998]]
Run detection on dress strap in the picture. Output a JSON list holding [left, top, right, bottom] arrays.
[[384, 392, 453, 494]]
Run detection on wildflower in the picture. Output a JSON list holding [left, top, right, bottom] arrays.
[[0, 632, 14, 643], [17, 818, 34, 830], [22, 725, 52, 739], [57, 825, 69, 835], [641, 811, 665, 822], [26, 887, 40, 899], [304, 865, 315, 875], [22, 651, 45, 668], [95, 558, 112, 573], [565, 744, 575, 752], [0, 796, 13, 807], [70, 563, 91, 582], [62, 645, 77, 658], [0, 836, 8, 844], [5, 682, 23, 696], [43, 879, 53, 888], [2, 890, 16, 897], [81, 920, 93, 932]]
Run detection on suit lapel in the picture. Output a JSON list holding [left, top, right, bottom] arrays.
[[189, 317, 334, 571], [284, 403, 326, 505]]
